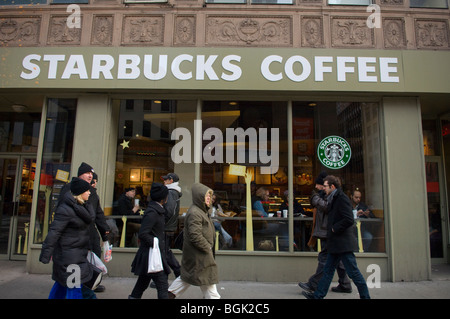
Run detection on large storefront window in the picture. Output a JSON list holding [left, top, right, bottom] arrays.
[[200, 101, 289, 251], [201, 101, 385, 253], [111, 99, 385, 253], [34, 99, 77, 244], [292, 102, 385, 253], [110, 99, 196, 248]]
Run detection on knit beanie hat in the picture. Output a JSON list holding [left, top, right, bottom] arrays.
[[150, 182, 169, 202], [70, 177, 91, 196], [78, 162, 94, 177], [315, 171, 328, 186]]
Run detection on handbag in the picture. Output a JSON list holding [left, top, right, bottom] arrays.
[[83, 266, 103, 291], [84, 251, 107, 290], [148, 237, 163, 273]]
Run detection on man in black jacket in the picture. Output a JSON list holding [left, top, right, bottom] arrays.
[[303, 175, 370, 299]]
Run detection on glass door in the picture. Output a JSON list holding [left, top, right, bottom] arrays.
[[0, 156, 36, 260], [425, 157, 447, 261]]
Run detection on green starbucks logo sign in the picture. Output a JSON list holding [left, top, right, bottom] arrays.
[[317, 136, 351, 169]]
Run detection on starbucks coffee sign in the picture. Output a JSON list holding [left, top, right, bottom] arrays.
[[317, 136, 351, 169]]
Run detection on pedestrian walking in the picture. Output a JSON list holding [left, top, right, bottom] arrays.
[[39, 177, 97, 299], [168, 183, 220, 299], [129, 183, 171, 299], [57, 162, 110, 293], [162, 173, 182, 277], [302, 175, 370, 299], [299, 171, 352, 294]]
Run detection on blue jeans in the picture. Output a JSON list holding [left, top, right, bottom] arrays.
[[48, 281, 97, 299], [314, 252, 370, 299]]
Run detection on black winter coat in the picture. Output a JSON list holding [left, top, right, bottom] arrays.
[[326, 188, 357, 254], [39, 191, 95, 286], [131, 201, 171, 276]]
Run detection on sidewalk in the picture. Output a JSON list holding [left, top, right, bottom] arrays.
[[1, 260, 450, 299]]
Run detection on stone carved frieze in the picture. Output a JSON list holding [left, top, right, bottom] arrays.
[[206, 16, 291, 46], [174, 16, 195, 46], [0, 16, 40, 46], [122, 15, 164, 46], [48, 15, 82, 45], [301, 16, 323, 47], [91, 15, 113, 45], [415, 19, 449, 49], [383, 18, 406, 48], [331, 17, 374, 48]]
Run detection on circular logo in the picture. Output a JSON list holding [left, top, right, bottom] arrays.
[[317, 136, 351, 169]]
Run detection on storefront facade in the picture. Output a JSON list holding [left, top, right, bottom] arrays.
[[1, 1, 449, 282]]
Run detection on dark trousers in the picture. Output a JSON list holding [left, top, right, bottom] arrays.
[[308, 239, 351, 290], [130, 272, 169, 299], [165, 232, 181, 277], [314, 251, 370, 299]]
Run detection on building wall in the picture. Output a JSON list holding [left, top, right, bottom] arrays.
[[5, 0, 443, 281], [0, 1, 449, 51]]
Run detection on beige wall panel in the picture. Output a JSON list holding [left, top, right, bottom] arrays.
[[382, 97, 431, 281]]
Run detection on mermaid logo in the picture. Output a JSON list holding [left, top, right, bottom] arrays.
[[317, 135, 351, 169]]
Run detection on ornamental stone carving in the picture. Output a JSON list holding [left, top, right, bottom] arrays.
[[383, 18, 406, 48], [331, 17, 374, 48], [48, 15, 82, 45], [415, 19, 449, 49], [122, 15, 164, 46], [206, 16, 291, 46], [91, 15, 113, 45], [301, 16, 323, 47], [0, 16, 40, 47], [174, 16, 195, 46]]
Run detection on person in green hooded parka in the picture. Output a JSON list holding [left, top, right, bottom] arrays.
[[168, 183, 220, 299]]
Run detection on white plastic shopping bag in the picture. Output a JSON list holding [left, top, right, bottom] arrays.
[[147, 237, 163, 273], [102, 241, 112, 263], [87, 250, 108, 275]]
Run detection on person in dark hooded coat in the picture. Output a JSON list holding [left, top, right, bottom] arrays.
[[129, 183, 170, 299], [39, 177, 96, 299]]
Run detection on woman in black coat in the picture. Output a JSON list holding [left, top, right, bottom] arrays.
[[39, 177, 96, 299], [129, 183, 170, 299]]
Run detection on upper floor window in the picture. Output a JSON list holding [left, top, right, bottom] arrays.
[[328, 0, 372, 5], [205, 0, 292, 3], [0, 0, 46, 5], [410, 0, 448, 8]]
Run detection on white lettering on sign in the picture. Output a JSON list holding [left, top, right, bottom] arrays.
[[20, 53, 399, 84], [261, 55, 399, 83]]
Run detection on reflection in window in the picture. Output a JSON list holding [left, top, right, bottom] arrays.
[[199, 101, 385, 253], [328, 0, 371, 4], [410, 0, 448, 8], [200, 101, 289, 251], [293, 102, 384, 253], [0, 111, 40, 153], [34, 98, 77, 244], [110, 99, 196, 248]]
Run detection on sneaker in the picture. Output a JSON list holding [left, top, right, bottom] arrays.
[[298, 282, 314, 293], [331, 285, 352, 293], [301, 291, 316, 299]]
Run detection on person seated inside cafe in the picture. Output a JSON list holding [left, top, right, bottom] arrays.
[[279, 190, 310, 217], [351, 188, 375, 251], [252, 187, 270, 217]]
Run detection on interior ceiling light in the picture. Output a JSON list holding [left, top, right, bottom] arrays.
[[12, 104, 27, 112]]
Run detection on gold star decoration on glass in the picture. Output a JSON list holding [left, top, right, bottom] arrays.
[[120, 139, 130, 149]]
